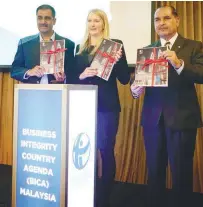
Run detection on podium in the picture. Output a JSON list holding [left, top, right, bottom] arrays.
[[12, 84, 98, 207]]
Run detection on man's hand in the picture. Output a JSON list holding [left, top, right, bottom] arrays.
[[161, 50, 182, 69], [130, 81, 145, 99], [53, 72, 66, 82], [27, 66, 45, 77], [79, 67, 98, 80]]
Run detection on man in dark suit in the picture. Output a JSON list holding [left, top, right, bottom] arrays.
[[131, 6, 203, 207], [11, 4, 75, 84]]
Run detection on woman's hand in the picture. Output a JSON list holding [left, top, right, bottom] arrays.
[[79, 67, 98, 80], [114, 48, 122, 63]]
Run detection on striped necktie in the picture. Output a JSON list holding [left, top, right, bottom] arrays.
[[165, 41, 171, 50]]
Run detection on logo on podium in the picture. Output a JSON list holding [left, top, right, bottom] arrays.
[[73, 133, 91, 170]]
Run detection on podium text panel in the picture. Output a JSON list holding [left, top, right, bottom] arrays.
[[16, 89, 63, 207]]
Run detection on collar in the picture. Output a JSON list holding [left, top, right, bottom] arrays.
[[160, 32, 178, 47], [39, 32, 55, 42]]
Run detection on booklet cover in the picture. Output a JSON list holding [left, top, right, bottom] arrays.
[[90, 39, 122, 81], [40, 40, 66, 74], [135, 46, 168, 87]]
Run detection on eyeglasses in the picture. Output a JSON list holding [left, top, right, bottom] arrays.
[[37, 16, 54, 22]]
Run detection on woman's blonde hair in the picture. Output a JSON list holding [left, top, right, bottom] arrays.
[[78, 9, 110, 55]]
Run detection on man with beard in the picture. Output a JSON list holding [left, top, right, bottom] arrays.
[[11, 4, 75, 84]]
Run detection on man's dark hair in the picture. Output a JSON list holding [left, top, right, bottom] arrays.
[[158, 5, 179, 17], [168, 6, 178, 17], [36, 4, 56, 18]]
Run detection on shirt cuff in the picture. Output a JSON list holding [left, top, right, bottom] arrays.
[[175, 60, 184, 75], [23, 70, 30, 79]]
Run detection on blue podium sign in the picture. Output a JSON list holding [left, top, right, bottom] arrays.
[[13, 85, 66, 207]]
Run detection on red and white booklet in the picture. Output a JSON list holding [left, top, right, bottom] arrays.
[[40, 40, 66, 74], [90, 39, 122, 81], [135, 46, 168, 87]]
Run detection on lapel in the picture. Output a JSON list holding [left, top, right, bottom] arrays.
[[88, 54, 94, 64], [55, 33, 62, 40], [30, 34, 40, 65], [171, 34, 185, 55], [87, 46, 97, 64], [31, 35, 41, 83], [154, 40, 161, 47], [152, 34, 185, 54], [76, 44, 93, 66]]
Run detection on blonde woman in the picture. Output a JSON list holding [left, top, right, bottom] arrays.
[[75, 9, 130, 207]]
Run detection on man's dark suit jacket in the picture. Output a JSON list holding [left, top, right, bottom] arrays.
[[141, 34, 203, 130], [11, 33, 75, 84], [74, 39, 130, 112]]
